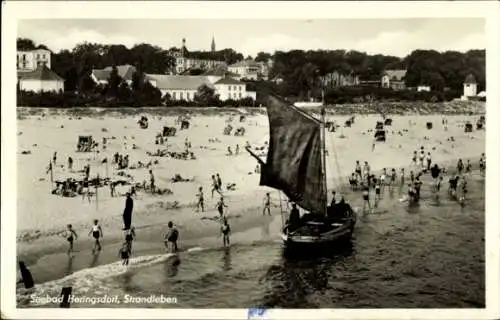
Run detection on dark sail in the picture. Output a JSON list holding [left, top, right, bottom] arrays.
[[252, 95, 326, 214]]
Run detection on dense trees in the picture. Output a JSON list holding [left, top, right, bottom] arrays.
[[17, 37, 485, 106]]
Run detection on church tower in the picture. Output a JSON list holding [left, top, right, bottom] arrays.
[[211, 35, 216, 52], [181, 38, 186, 57]]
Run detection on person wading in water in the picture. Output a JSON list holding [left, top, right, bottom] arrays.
[[88, 219, 103, 253], [164, 221, 179, 253], [216, 196, 228, 218], [220, 217, 231, 247], [262, 192, 271, 216], [64, 224, 78, 257], [17, 261, 35, 289]]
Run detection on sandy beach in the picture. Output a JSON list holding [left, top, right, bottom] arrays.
[[16, 104, 485, 266]]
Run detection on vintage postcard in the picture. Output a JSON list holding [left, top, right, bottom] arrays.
[[1, 1, 499, 319]]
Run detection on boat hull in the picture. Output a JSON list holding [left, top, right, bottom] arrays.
[[281, 218, 355, 249]]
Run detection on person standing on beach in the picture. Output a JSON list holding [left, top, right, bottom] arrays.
[[211, 175, 220, 198], [457, 159, 464, 175], [236, 144, 240, 155], [149, 169, 155, 193], [123, 193, 133, 230], [220, 217, 231, 247], [390, 168, 397, 190], [216, 196, 228, 218], [82, 177, 91, 203], [465, 160, 472, 174], [196, 186, 205, 212], [362, 186, 371, 213], [412, 151, 417, 166], [400, 168, 405, 186], [330, 190, 337, 207], [164, 221, 179, 253], [216, 173, 223, 192], [380, 169, 387, 194], [419, 147, 425, 168], [53, 152, 57, 166], [88, 219, 103, 253], [426, 152, 432, 171], [479, 153, 485, 176], [17, 261, 35, 289], [262, 192, 271, 216], [64, 224, 78, 257], [355, 161, 362, 180], [363, 162, 371, 180], [374, 179, 381, 208], [67, 156, 73, 171]]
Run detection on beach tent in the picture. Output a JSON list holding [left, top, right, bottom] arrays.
[[426, 122, 433, 130], [374, 130, 386, 142], [375, 121, 384, 130], [464, 122, 473, 133], [384, 118, 393, 126]]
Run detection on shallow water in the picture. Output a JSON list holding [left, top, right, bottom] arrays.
[[18, 172, 485, 308]]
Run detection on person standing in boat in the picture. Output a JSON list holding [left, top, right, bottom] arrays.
[[285, 203, 301, 233], [362, 186, 371, 213], [262, 192, 271, 216], [88, 219, 103, 253]]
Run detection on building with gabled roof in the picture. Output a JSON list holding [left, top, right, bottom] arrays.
[[214, 76, 254, 101], [18, 64, 64, 93], [91, 64, 137, 85], [381, 69, 407, 90]]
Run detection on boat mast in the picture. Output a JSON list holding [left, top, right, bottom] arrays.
[[320, 89, 328, 217]]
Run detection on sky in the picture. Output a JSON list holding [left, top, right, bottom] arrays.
[[18, 19, 485, 57]]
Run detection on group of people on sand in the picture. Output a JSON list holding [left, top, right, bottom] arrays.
[[226, 144, 240, 156]]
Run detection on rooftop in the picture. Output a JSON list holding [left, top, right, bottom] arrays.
[[17, 65, 64, 81], [92, 64, 137, 81], [228, 59, 260, 68], [383, 69, 407, 81], [145, 74, 213, 90], [214, 76, 243, 85], [464, 74, 477, 84], [203, 66, 239, 77]]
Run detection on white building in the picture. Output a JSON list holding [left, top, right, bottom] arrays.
[[18, 65, 64, 93], [417, 85, 431, 92], [171, 38, 225, 74], [228, 60, 260, 80], [146, 75, 212, 101], [462, 74, 477, 99], [146, 74, 255, 102], [214, 76, 252, 101], [91, 65, 137, 86], [17, 48, 52, 71]]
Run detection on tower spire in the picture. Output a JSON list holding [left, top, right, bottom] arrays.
[[211, 35, 216, 52]]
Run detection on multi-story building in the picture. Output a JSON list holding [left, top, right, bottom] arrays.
[[171, 38, 225, 74], [228, 59, 271, 80], [17, 48, 52, 71]]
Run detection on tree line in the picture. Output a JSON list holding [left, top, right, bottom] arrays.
[[17, 37, 485, 106]]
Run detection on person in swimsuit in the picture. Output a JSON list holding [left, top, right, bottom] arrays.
[[82, 177, 91, 203], [407, 183, 417, 202], [419, 148, 425, 168], [67, 156, 73, 171], [465, 160, 472, 173], [149, 169, 155, 193], [216, 173, 223, 192], [412, 151, 417, 166], [65, 224, 78, 257], [374, 179, 381, 208], [53, 152, 57, 166], [262, 192, 271, 216], [196, 186, 205, 212], [355, 161, 362, 180], [457, 159, 464, 175], [119, 242, 131, 266], [400, 168, 405, 186], [459, 177, 468, 205], [479, 153, 485, 176], [164, 221, 179, 253], [211, 175, 220, 198], [363, 161, 371, 179], [216, 196, 228, 217], [125, 227, 136, 252], [380, 169, 387, 193], [426, 152, 432, 170], [390, 168, 397, 189], [362, 187, 371, 213], [88, 219, 103, 253], [220, 217, 231, 247]]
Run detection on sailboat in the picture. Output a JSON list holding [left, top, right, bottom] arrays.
[[246, 94, 356, 248]]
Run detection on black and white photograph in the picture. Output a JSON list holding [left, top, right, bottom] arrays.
[[1, 1, 499, 319]]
